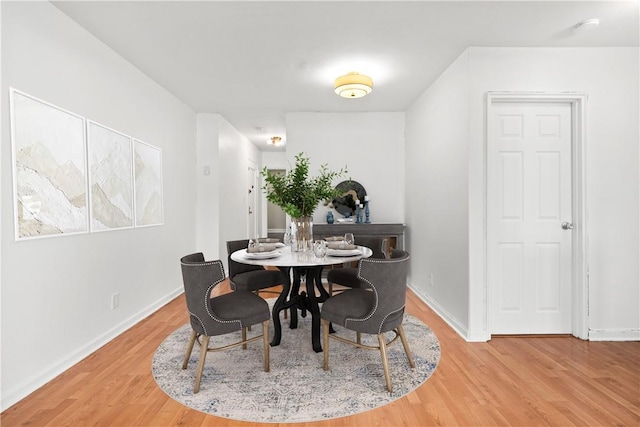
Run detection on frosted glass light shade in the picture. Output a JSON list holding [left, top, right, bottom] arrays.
[[334, 72, 373, 98]]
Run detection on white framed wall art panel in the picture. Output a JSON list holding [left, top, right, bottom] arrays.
[[133, 139, 164, 227], [87, 120, 134, 232], [9, 88, 89, 240]]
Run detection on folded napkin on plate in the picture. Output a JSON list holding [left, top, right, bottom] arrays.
[[247, 243, 278, 253], [327, 242, 357, 250], [324, 236, 345, 242], [256, 238, 280, 243]]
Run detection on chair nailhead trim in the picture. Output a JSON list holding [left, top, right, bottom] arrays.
[[188, 311, 208, 335], [344, 253, 410, 333], [184, 259, 243, 334], [377, 306, 405, 334]]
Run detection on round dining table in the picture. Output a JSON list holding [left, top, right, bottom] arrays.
[[231, 245, 372, 352]]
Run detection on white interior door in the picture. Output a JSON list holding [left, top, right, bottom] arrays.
[[488, 102, 573, 334], [247, 164, 257, 238]]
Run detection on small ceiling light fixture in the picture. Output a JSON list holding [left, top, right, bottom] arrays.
[[572, 18, 599, 34], [270, 136, 283, 146], [334, 72, 373, 98]]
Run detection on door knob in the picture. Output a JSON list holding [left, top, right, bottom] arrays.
[[561, 222, 574, 230]]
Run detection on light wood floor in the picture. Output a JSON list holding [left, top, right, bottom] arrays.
[[2, 281, 639, 427]]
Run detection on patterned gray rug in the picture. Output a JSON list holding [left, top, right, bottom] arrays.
[[152, 303, 440, 423]]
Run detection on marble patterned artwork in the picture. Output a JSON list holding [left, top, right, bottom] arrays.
[[10, 89, 89, 239], [87, 121, 134, 231], [134, 139, 163, 226]]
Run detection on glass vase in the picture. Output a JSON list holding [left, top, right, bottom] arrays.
[[291, 216, 313, 252]]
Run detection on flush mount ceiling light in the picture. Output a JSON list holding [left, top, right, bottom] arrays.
[[270, 136, 284, 146], [334, 72, 373, 98], [572, 18, 599, 34]]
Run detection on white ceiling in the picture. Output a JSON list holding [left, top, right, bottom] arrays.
[[52, 1, 639, 151]]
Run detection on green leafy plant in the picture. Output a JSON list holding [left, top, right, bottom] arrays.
[[262, 152, 347, 218]]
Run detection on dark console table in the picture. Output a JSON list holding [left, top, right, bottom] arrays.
[[313, 223, 405, 255]]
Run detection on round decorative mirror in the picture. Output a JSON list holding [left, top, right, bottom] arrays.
[[331, 181, 367, 217]]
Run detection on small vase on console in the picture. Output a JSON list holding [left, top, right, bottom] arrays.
[[326, 211, 334, 224], [364, 201, 370, 223]]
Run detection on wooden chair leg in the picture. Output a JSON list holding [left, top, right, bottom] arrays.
[[194, 335, 210, 394], [378, 334, 392, 393], [322, 319, 330, 370], [182, 329, 197, 369], [397, 324, 415, 368], [242, 327, 247, 350], [328, 282, 333, 295], [356, 331, 361, 345], [262, 320, 270, 372]]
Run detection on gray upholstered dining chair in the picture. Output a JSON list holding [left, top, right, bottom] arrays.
[[227, 239, 286, 296], [180, 252, 270, 393], [321, 250, 414, 392], [325, 236, 387, 295]]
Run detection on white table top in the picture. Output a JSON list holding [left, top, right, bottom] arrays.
[[231, 245, 372, 268]]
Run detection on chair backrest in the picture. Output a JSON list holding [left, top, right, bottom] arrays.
[[180, 253, 239, 336], [354, 250, 410, 334], [354, 236, 387, 259], [227, 239, 263, 278]]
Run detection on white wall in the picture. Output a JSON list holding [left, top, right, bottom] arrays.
[[194, 114, 260, 268], [405, 51, 471, 336], [195, 114, 221, 259], [407, 46, 639, 341], [262, 151, 289, 170], [1, 2, 197, 409], [216, 118, 262, 270], [284, 113, 405, 224]]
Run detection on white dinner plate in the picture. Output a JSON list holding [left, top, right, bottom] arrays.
[[244, 250, 281, 259], [326, 248, 362, 257]]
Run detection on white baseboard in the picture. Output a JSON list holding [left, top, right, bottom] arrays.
[[1, 286, 184, 412], [407, 283, 639, 343], [466, 328, 492, 342], [589, 328, 640, 341], [407, 282, 471, 341]]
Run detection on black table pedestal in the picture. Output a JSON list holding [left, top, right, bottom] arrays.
[[270, 265, 331, 353]]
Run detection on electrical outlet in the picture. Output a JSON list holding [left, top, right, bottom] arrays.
[[429, 273, 434, 287], [111, 292, 120, 310]]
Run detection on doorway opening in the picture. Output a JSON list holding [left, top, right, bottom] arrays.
[[247, 162, 258, 238], [266, 169, 286, 240]]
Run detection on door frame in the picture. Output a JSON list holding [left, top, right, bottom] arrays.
[[247, 160, 259, 238], [485, 92, 589, 340]]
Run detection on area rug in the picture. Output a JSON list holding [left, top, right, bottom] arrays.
[[152, 302, 440, 423]]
